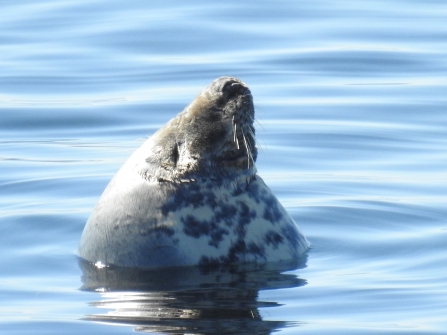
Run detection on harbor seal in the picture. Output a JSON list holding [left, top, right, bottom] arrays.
[[79, 76, 309, 268]]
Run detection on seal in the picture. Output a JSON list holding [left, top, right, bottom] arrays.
[[79, 76, 309, 268]]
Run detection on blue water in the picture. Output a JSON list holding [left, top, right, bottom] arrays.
[[1, 0, 447, 334]]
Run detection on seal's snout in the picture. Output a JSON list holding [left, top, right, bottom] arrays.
[[222, 80, 250, 98], [211, 76, 250, 97]]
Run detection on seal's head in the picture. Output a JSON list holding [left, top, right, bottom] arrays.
[[143, 77, 257, 182]]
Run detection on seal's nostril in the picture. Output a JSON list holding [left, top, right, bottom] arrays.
[[211, 77, 248, 97], [232, 83, 247, 95], [222, 81, 247, 100]]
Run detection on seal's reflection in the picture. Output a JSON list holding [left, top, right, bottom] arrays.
[[79, 256, 307, 334]]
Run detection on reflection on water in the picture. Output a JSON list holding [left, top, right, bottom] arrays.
[[79, 257, 307, 334]]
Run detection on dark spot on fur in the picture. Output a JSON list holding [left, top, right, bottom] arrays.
[[203, 190, 218, 209], [138, 223, 175, 237], [161, 183, 208, 216], [246, 179, 261, 203], [262, 194, 284, 223], [281, 225, 300, 248], [231, 185, 244, 197], [237, 201, 257, 229], [223, 241, 266, 264], [208, 224, 228, 248], [227, 240, 246, 263], [182, 215, 209, 238], [152, 225, 175, 237], [214, 203, 237, 225], [181, 214, 228, 248], [189, 191, 205, 207], [264, 230, 284, 249], [247, 242, 265, 258]]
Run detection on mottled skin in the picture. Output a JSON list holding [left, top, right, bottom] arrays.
[[79, 77, 309, 268]]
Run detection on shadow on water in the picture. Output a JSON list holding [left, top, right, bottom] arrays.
[[79, 256, 308, 334]]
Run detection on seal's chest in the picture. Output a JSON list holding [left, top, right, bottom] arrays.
[[158, 177, 306, 266]]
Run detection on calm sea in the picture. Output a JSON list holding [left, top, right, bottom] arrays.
[[1, 1, 446, 334]]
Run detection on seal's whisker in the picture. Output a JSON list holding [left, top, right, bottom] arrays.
[[244, 135, 253, 169], [254, 118, 264, 130], [234, 122, 240, 149], [243, 134, 249, 168], [232, 116, 236, 143], [246, 127, 256, 145], [242, 129, 254, 169], [243, 127, 254, 153]]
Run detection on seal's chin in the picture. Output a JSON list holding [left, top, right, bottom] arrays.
[[220, 150, 248, 164], [224, 151, 246, 162], [215, 145, 254, 173]]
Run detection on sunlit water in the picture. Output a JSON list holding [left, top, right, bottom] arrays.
[[1, 1, 446, 334]]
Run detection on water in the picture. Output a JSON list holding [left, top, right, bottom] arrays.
[[1, 0, 446, 334]]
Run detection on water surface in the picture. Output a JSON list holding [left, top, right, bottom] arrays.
[[1, 0, 446, 334]]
